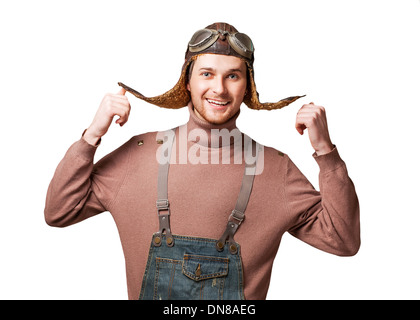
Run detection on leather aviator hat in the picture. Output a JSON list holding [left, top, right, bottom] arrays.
[[118, 22, 304, 110]]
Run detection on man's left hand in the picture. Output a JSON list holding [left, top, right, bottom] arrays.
[[295, 102, 334, 156]]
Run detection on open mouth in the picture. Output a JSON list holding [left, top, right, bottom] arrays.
[[206, 98, 230, 109]]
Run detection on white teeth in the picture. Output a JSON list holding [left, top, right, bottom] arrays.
[[207, 99, 228, 106]]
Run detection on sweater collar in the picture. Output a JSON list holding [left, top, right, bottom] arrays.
[[186, 102, 241, 148]]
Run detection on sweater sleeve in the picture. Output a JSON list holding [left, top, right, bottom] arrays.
[[44, 135, 133, 227], [285, 147, 360, 256], [44, 137, 105, 227]]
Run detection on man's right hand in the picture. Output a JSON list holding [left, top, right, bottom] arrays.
[[83, 88, 131, 146]]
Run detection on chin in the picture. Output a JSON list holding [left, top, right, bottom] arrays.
[[207, 118, 226, 125], [204, 111, 231, 124]]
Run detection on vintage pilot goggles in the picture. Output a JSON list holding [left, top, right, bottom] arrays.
[[188, 28, 254, 59]]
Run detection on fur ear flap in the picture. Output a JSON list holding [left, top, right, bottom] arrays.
[[243, 66, 305, 110], [117, 67, 190, 109], [117, 57, 197, 109]]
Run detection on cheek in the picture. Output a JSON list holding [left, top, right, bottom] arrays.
[[232, 82, 247, 99], [189, 81, 208, 99]]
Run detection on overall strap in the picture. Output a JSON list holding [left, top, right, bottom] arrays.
[[216, 139, 262, 254], [154, 129, 176, 247], [154, 129, 261, 253]]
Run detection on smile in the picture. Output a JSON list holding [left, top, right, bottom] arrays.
[[206, 99, 230, 107]]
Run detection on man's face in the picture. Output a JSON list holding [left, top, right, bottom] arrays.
[[187, 54, 247, 125]]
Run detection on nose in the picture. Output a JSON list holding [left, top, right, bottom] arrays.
[[212, 76, 227, 96]]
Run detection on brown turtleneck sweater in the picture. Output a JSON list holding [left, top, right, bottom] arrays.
[[45, 103, 360, 300]]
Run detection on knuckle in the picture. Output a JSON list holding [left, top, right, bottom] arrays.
[[308, 117, 316, 125], [103, 95, 113, 105], [314, 107, 324, 117], [104, 103, 115, 115]]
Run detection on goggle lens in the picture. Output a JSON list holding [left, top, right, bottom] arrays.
[[228, 32, 254, 59], [188, 29, 219, 53]]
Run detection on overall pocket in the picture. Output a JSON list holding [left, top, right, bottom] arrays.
[[154, 254, 229, 300], [182, 254, 229, 281]]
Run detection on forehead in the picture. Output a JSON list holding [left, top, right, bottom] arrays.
[[194, 54, 247, 72]]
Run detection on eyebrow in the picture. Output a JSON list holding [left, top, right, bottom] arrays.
[[199, 67, 245, 73]]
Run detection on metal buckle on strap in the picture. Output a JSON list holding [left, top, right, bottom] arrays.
[[229, 209, 245, 225], [156, 199, 169, 211], [155, 199, 174, 247]]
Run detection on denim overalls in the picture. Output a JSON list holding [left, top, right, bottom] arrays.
[[139, 130, 260, 300]]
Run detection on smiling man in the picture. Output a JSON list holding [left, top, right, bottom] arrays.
[[45, 22, 360, 300]]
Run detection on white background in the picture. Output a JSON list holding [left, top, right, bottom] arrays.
[[0, 0, 419, 299]]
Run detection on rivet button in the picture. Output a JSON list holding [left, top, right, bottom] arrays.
[[195, 264, 202, 277], [216, 241, 224, 251], [154, 236, 161, 245], [137, 140, 144, 146], [166, 237, 173, 246], [156, 139, 164, 144]]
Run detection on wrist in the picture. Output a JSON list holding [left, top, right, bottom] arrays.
[[82, 128, 102, 146], [314, 142, 334, 156]]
